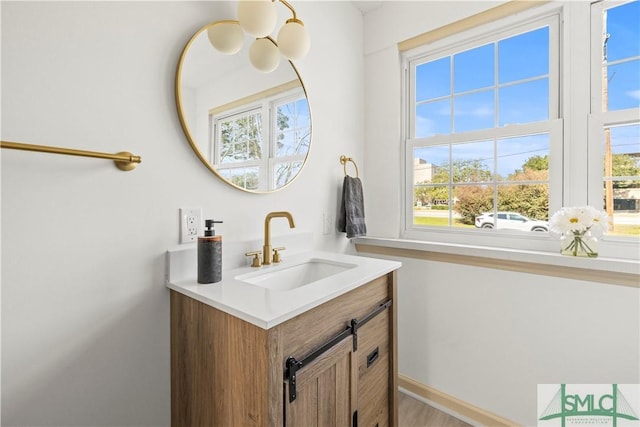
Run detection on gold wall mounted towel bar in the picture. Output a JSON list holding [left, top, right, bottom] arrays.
[[1, 140, 142, 171], [340, 155, 359, 178]]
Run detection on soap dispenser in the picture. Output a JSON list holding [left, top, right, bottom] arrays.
[[198, 219, 223, 284]]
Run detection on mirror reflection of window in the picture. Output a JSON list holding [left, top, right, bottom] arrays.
[[211, 85, 309, 191], [218, 109, 263, 164], [273, 96, 310, 188], [176, 23, 312, 193], [219, 166, 260, 191]]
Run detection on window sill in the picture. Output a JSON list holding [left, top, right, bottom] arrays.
[[353, 236, 640, 288]]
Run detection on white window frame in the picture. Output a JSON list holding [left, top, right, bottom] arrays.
[[269, 91, 310, 189], [588, 0, 640, 256], [210, 87, 307, 191], [401, 6, 563, 253]]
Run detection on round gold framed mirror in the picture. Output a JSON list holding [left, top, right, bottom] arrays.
[[175, 21, 312, 193]]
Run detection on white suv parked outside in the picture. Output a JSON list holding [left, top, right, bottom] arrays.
[[474, 212, 548, 232]]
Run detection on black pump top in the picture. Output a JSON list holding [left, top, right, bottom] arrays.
[[204, 219, 223, 237]]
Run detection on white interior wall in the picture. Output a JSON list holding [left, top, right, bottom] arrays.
[[371, 253, 640, 425], [362, 0, 508, 236], [362, 1, 640, 425], [191, 58, 295, 151], [3, 1, 637, 426], [0, 1, 364, 425]]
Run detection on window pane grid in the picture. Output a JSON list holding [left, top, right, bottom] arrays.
[[212, 90, 309, 191], [589, 0, 640, 241], [218, 166, 260, 191], [273, 161, 303, 189], [405, 11, 563, 247], [275, 98, 311, 159], [601, 121, 640, 237], [218, 112, 263, 164], [414, 26, 550, 139], [411, 131, 550, 230]]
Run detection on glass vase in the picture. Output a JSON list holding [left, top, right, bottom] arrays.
[[560, 231, 598, 258]]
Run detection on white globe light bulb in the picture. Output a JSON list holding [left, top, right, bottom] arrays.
[[277, 19, 310, 60], [249, 38, 280, 73], [207, 21, 244, 55], [237, 0, 277, 38]]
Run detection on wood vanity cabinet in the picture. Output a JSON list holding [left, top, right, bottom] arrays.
[[170, 271, 397, 427]]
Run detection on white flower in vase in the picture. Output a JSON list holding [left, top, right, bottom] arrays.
[[549, 206, 611, 257]]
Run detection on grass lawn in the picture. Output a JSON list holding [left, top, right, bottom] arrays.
[[415, 216, 640, 237], [610, 224, 640, 237], [413, 216, 475, 228]]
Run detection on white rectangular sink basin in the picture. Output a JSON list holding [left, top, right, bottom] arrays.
[[236, 258, 357, 291]]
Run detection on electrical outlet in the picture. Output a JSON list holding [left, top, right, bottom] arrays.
[[179, 207, 202, 244]]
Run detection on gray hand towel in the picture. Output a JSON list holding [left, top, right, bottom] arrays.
[[338, 175, 367, 238]]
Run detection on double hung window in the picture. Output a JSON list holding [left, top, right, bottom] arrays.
[[589, 0, 640, 238], [402, 1, 640, 256], [405, 14, 561, 239], [211, 88, 310, 191]]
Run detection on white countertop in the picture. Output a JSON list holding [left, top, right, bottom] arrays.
[[166, 250, 401, 329]]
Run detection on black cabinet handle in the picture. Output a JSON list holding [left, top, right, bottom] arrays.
[[285, 300, 392, 402], [367, 347, 379, 367]]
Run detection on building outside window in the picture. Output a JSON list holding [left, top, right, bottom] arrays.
[[405, 15, 560, 234], [403, 0, 639, 252]]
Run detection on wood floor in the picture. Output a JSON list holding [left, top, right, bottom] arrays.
[[398, 392, 473, 427]]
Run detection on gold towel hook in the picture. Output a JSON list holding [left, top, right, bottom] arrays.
[[340, 155, 359, 178]]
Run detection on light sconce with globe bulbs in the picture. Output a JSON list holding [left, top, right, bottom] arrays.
[[206, 0, 310, 73]]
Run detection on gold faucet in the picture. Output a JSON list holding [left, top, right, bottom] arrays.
[[263, 211, 295, 265]]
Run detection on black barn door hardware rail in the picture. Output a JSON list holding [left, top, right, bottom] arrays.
[[284, 299, 392, 403]]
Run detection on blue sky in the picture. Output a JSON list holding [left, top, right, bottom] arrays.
[[414, 0, 639, 180], [606, 0, 640, 110], [415, 26, 550, 138]]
